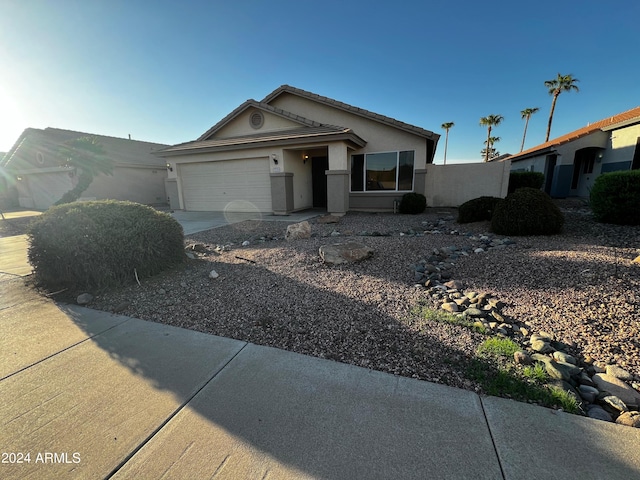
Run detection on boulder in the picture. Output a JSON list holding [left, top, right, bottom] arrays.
[[592, 374, 640, 409], [605, 365, 634, 381], [319, 242, 373, 265], [285, 221, 311, 241]]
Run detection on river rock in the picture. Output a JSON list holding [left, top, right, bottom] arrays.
[[553, 351, 577, 365], [587, 405, 613, 422], [514, 350, 533, 365], [286, 221, 311, 240], [578, 385, 600, 403], [605, 365, 634, 381], [531, 339, 554, 354], [441, 302, 459, 313], [616, 411, 640, 428], [77, 293, 94, 305], [592, 374, 640, 409], [319, 242, 373, 265], [601, 395, 629, 413], [209, 269, 220, 279]]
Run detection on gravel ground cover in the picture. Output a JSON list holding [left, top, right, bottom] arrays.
[[86, 202, 640, 394]]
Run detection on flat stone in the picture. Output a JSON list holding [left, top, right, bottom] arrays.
[[316, 215, 340, 224], [319, 242, 374, 265], [593, 374, 640, 409], [606, 365, 634, 381], [601, 395, 629, 413], [441, 302, 459, 313], [444, 280, 463, 290], [464, 307, 485, 318]]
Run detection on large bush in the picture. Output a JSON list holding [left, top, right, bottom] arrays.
[[491, 188, 564, 236], [457, 196, 502, 223], [399, 193, 427, 214], [28, 200, 185, 289], [508, 171, 544, 194], [589, 170, 640, 225]]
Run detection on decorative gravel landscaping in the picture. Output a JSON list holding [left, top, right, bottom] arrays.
[[69, 201, 640, 422]]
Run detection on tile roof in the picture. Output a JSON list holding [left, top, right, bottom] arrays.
[[2, 128, 168, 171], [261, 85, 439, 140], [508, 106, 640, 161], [157, 126, 367, 156]]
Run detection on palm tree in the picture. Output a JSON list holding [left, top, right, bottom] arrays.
[[544, 73, 579, 142], [520, 107, 539, 152], [481, 136, 501, 161], [479, 115, 504, 162], [55, 136, 114, 205], [440, 122, 454, 165]]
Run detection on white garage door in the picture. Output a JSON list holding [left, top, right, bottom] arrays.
[[179, 158, 272, 212], [28, 172, 74, 210]]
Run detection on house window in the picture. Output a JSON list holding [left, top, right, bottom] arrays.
[[350, 151, 414, 192]]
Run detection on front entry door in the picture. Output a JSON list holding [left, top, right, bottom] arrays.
[[312, 156, 328, 208]]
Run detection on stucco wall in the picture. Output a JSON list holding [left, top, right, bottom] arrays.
[[215, 109, 301, 138], [83, 166, 167, 205], [424, 161, 511, 207], [268, 93, 430, 168], [284, 150, 312, 210], [606, 123, 640, 166]]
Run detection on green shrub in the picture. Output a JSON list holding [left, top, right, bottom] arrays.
[[28, 200, 185, 290], [508, 171, 544, 194], [589, 170, 640, 225], [399, 193, 427, 214], [491, 188, 564, 236], [457, 196, 502, 223]]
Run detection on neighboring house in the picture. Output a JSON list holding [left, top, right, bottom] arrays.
[[1, 128, 169, 210], [505, 106, 640, 198], [156, 85, 440, 215]]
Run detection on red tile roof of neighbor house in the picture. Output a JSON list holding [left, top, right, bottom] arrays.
[[508, 105, 640, 161]]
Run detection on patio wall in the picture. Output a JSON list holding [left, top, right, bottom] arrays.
[[425, 160, 511, 207]]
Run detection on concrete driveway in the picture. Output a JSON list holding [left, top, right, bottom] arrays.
[[169, 209, 322, 235]]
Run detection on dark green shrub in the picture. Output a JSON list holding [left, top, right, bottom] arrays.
[[399, 193, 427, 214], [508, 171, 544, 194], [491, 188, 564, 235], [28, 200, 185, 290], [589, 170, 640, 225], [457, 196, 502, 223]]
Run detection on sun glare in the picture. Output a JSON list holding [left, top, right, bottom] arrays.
[[0, 84, 27, 152]]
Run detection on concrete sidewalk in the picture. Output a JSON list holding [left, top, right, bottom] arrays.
[[1, 276, 640, 479]]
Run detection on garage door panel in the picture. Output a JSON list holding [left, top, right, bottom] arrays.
[[180, 159, 271, 212]]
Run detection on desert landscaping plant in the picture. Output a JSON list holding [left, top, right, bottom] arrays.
[[28, 200, 185, 290], [457, 196, 502, 223], [399, 192, 427, 214], [589, 170, 640, 225], [491, 188, 564, 236]]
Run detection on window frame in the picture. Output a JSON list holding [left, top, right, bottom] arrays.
[[350, 150, 415, 193]]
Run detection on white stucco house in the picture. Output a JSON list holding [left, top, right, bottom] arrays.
[[505, 106, 640, 198], [1, 128, 169, 210], [156, 85, 443, 215]]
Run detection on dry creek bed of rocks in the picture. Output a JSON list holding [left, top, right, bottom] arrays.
[[80, 203, 640, 426]]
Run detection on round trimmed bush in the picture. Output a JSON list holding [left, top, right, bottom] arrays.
[[399, 193, 427, 214], [28, 200, 185, 289], [457, 196, 502, 223], [589, 170, 640, 225], [491, 188, 564, 236]]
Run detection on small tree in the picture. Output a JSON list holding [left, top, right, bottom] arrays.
[[55, 137, 114, 205]]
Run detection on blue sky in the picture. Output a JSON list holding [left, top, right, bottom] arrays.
[[1, 0, 638, 163]]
